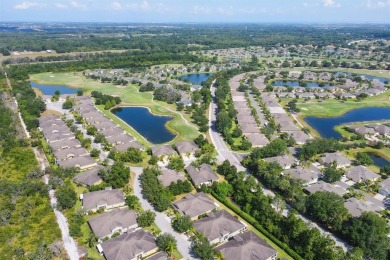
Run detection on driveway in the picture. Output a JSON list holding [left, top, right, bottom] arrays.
[[130, 167, 195, 260]]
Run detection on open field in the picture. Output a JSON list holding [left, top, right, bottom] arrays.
[[0, 49, 129, 61], [30, 72, 199, 146], [296, 91, 390, 118]]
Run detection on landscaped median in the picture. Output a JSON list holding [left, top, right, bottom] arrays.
[[210, 192, 302, 260]]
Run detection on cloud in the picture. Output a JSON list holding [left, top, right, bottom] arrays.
[[323, 0, 340, 7], [126, 0, 150, 11], [69, 0, 86, 9], [111, 1, 122, 10], [55, 3, 68, 9], [365, 0, 390, 8], [14, 1, 42, 10]]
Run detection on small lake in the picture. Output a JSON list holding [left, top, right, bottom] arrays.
[[369, 153, 390, 168], [30, 82, 78, 95], [272, 80, 331, 87], [305, 107, 390, 139], [180, 73, 212, 84], [335, 72, 390, 83], [111, 107, 175, 144]]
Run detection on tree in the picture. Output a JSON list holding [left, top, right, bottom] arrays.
[[137, 210, 156, 227], [322, 166, 344, 183], [192, 233, 216, 260], [90, 148, 100, 158], [125, 195, 140, 210], [355, 152, 373, 166], [212, 182, 233, 198], [86, 125, 98, 136], [77, 90, 84, 96], [216, 110, 232, 136], [306, 191, 349, 230], [100, 161, 130, 188], [55, 185, 77, 210], [172, 215, 192, 233], [62, 98, 73, 109], [156, 233, 177, 256], [168, 156, 185, 171], [343, 212, 389, 260]]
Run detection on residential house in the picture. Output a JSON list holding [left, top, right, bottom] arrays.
[[157, 169, 187, 187], [186, 164, 219, 188], [289, 131, 311, 145], [53, 147, 89, 162], [379, 178, 390, 197], [215, 231, 277, 260], [193, 210, 247, 245], [344, 197, 384, 217], [145, 252, 169, 260], [345, 166, 380, 183], [58, 155, 97, 170], [151, 145, 177, 164], [304, 181, 348, 196], [245, 133, 270, 147], [174, 141, 200, 160], [98, 229, 158, 260], [172, 192, 218, 220], [263, 155, 296, 169], [88, 208, 138, 240], [81, 189, 125, 213], [283, 166, 318, 186], [318, 152, 351, 168], [73, 166, 103, 187]]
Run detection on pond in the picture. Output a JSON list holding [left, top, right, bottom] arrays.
[[180, 73, 212, 84], [272, 80, 331, 88], [335, 72, 390, 83], [30, 82, 78, 95], [304, 107, 390, 139], [111, 106, 175, 144], [369, 153, 390, 168]]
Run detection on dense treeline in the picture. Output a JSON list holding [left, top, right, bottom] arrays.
[[0, 97, 61, 259], [6, 51, 203, 80], [1, 24, 390, 54], [91, 90, 121, 110], [11, 80, 46, 130]]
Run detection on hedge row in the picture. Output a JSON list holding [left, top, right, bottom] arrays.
[[211, 192, 303, 260]]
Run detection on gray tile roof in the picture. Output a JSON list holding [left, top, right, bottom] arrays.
[[318, 152, 351, 167], [100, 229, 157, 260], [82, 189, 125, 211], [172, 192, 218, 219], [145, 251, 169, 260], [215, 231, 277, 260], [193, 210, 246, 242], [304, 181, 348, 196], [53, 147, 89, 161], [73, 166, 103, 186], [346, 166, 380, 182], [264, 155, 295, 169], [186, 164, 219, 187], [151, 145, 177, 157], [344, 197, 383, 217], [88, 208, 137, 238], [58, 155, 97, 169], [157, 169, 186, 187], [174, 141, 200, 155], [283, 166, 318, 184]]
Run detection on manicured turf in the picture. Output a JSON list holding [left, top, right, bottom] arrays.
[[30, 72, 200, 145]]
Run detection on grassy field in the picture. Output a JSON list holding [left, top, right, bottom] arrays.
[[30, 72, 199, 146], [296, 91, 390, 118]]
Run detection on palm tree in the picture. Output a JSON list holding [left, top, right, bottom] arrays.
[[165, 240, 176, 258]]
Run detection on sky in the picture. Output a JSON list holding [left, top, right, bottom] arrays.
[[1, 0, 390, 23]]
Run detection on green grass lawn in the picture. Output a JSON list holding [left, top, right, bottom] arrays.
[[297, 91, 390, 118], [30, 72, 199, 145]]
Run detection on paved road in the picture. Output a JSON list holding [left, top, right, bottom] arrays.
[[208, 82, 246, 172], [208, 80, 350, 252], [130, 167, 195, 260]]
